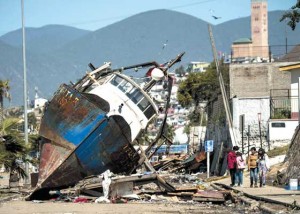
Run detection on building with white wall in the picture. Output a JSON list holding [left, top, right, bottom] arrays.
[[279, 63, 300, 119], [187, 62, 209, 73], [230, 62, 299, 150]]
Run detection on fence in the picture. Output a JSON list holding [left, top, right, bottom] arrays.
[[270, 89, 298, 119]]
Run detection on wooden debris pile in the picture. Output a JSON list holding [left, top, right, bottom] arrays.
[[56, 172, 227, 204], [152, 151, 207, 173]]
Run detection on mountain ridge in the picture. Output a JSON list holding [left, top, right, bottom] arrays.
[[0, 9, 299, 106]]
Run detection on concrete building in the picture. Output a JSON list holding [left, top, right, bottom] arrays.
[[187, 62, 210, 73], [230, 62, 300, 149], [232, 0, 269, 62], [279, 62, 300, 119]]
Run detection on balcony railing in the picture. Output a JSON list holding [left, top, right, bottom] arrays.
[[270, 89, 298, 119]]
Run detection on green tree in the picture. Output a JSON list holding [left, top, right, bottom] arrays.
[[166, 124, 175, 142], [177, 62, 229, 108], [0, 135, 27, 185], [280, 0, 300, 30], [28, 112, 38, 133], [183, 124, 191, 145], [177, 61, 229, 128], [174, 65, 186, 77], [0, 80, 11, 134], [0, 117, 40, 187]]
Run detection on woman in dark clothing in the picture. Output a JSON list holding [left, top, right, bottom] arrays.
[[227, 146, 239, 186]]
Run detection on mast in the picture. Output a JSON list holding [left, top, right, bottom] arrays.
[[208, 24, 238, 147]]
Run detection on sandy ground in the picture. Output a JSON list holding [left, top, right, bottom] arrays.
[[0, 173, 257, 214], [0, 199, 244, 214]]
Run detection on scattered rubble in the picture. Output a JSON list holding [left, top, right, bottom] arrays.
[[35, 167, 229, 206]]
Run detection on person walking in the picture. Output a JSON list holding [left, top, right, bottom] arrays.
[[248, 147, 258, 188], [257, 148, 270, 187], [235, 152, 246, 187], [227, 146, 239, 186]]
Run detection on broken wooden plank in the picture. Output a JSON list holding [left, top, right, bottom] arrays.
[[193, 190, 224, 199], [192, 197, 225, 202], [156, 175, 176, 192], [167, 192, 194, 197], [175, 187, 198, 193], [80, 189, 102, 197]]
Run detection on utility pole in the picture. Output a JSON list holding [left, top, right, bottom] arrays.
[[247, 125, 250, 157], [285, 18, 288, 54], [240, 114, 245, 154], [21, 0, 29, 186], [298, 78, 300, 124], [258, 113, 262, 148], [208, 24, 238, 146]]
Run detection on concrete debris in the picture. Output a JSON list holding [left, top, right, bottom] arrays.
[[101, 170, 112, 200], [95, 196, 110, 203]]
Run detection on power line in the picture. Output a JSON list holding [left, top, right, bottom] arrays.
[[53, 0, 217, 28]]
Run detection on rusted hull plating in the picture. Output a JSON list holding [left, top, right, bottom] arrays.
[[31, 84, 139, 199]]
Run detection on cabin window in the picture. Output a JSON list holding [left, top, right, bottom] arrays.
[[271, 122, 285, 128], [110, 76, 123, 86], [110, 75, 156, 119], [118, 81, 134, 93], [143, 103, 156, 119], [137, 97, 150, 111], [127, 89, 144, 104]]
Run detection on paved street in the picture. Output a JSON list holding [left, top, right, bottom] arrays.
[[214, 172, 300, 207]]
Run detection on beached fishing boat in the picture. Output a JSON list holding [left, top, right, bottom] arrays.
[[29, 53, 184, 199]]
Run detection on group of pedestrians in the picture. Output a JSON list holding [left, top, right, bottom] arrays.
[[227, 146, 270, 188]]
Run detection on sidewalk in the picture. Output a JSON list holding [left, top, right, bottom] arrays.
[[214, 173, 300, 208]]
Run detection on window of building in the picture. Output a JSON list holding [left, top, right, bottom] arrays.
[[271, 122, 285, 128], [254, 26, 260, 33]]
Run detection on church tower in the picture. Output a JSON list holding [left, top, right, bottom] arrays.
[[231, 0, 269, 61], [251, 0, 269, 59]]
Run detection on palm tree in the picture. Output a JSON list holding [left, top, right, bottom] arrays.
[[0, 135, 27, 187], [0, 117, 39, 188], [0, 80, 11, 134], [280, 0, 300, 30]]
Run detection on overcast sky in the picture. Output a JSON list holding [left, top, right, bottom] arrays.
[[0, 0, 294, 36]]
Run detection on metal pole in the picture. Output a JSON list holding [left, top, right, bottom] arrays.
[[208, 24, 238, 147], [207, 151, 210, 178], [285, 18, 287, 54], [247, 125, 250, 156], [298, 78, 300, 124], [240, 114, 244, 154], [241, 121, 244, 154], [258, 113, 262, 148], [192, 126, 195, 153], [21, 0, 29, 185]]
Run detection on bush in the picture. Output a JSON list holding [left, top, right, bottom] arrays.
[[267, 144, 289, 158]]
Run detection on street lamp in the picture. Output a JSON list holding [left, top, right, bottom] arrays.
[[258, 113, 262, 148], [21, 0, 29, 186]]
